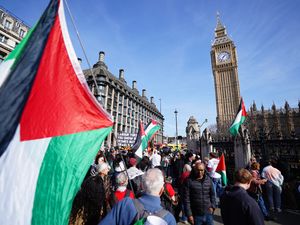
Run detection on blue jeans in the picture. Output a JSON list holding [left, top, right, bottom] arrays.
[[265, 181, 281, 210], [180, 203, 187, 222], [194, 213, 214, 225], [257, 195, 269, 217]]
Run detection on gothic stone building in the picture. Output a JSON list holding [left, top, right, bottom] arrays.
[[247, 101, 300, 140], [83, 52, 164, 147]]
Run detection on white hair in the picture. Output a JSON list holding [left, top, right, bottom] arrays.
[[96, 162, 109, 173], [116, 172, 128, 186], [142, 168, 164, 195]]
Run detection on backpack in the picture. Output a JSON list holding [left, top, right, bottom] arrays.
[[131, 199, 168, 225]]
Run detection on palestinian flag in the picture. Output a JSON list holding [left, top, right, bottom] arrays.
[[216, 153, 227, 186], [144, 119, 161, 142], [0, 1, 113, 225], [229, 98, 247, 136], [132, 121, 147, 158]]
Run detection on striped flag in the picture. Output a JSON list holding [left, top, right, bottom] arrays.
[[0, 1, 113, 225], [229, 98, 247, 136], [132, 121, 148, 158], [216, 153, 227, 186], [144, 119, 161, 142]]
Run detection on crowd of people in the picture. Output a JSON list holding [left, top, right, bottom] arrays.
[[68, 147, 289, 225]]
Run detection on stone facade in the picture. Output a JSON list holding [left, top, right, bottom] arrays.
[[247, 101, 300, 139], [186, 116, 200, 153], [83, 52, 164, 147], [0, 7, 30, 62], [210, 14, 241, 133]]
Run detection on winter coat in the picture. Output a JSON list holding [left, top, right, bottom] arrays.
[[183, 174, 216, 217], [220, 185, 265, 225]]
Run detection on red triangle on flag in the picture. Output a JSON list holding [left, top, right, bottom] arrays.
[[216, 153, 226, 172]]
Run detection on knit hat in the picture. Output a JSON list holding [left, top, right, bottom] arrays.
[[129, 157, 137, 166]]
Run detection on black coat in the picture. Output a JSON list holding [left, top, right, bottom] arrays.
[[183, 174, 216, 217], [220, 185, 265, 225]]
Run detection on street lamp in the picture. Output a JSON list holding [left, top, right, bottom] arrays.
[[199, 118, 208, 134], [174, 109, 178, 150]]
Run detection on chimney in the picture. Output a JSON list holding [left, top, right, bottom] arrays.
[[150, 96, 154, 104], [142, 89, 146, 97], [99, 51, 105, 62], [119, 69, 124, 80], [132, 80, 137, 90], [77, 58, 82, 64]]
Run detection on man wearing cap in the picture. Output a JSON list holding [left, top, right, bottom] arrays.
[[99, 168, 176, 225]]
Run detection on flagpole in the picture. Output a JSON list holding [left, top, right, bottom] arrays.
[[63, 0, 100, 92]]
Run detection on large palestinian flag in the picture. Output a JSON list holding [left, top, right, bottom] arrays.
[[132, 121, 147, 158], [0, 1, 113, 225], [229, 98, 247, 136]]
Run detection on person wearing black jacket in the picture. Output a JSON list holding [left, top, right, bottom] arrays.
[[183, 161, 216, 225], [220, 168, 265, 225]]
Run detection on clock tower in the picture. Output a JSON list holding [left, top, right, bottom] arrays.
[[211, 14, 241, 133]]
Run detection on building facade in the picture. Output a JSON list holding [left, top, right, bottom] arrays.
[[210, 14, 241, 133], [0, 7, 30, 62], [84, 52, 164, 147], [247, 101, 300, 140]]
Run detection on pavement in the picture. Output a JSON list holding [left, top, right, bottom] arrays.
[[177, 208, 300, 225]]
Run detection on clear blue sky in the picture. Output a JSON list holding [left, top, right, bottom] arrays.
[[2, 0, 300, 137]]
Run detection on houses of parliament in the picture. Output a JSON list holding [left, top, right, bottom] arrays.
[[210, 14, 300, 139]]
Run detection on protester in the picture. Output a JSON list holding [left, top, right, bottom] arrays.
[[175, 162, 192, 224], [137, 155, 152, 172], [127, 157, 144, 196], [261, 158, 284, 213], [99, 168, 176, 225], [207, 152, 223, 202], [69, 162, 111, 225], [183, 152, 195, 173], [246, 155, 257, 170], [220, 168, 265, 225], [113, 172, 134, 203], [160, 172, 178, 215], [150, 148, 162, 168], [248, 162, 270, 220], [183, 161, 216, 225]]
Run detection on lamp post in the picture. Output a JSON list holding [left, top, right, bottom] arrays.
[[159, 98, 163, 144], [174, 109, 178, 150], [199, 118, 208, 134]]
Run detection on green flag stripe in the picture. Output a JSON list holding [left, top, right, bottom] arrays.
[[146, 126, 160, 141], [31, 127, 112, 225], [5, 25, 35, 62]]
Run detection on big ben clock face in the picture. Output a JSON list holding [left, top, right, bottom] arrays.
[[217, 51, 231, 63]]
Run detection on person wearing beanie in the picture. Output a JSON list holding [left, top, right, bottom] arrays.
[[127, 157, 144, 196]]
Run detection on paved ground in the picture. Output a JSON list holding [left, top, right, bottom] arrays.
[[177, 208, 300, 225]]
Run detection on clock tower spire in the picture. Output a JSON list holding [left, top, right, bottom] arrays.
[[211, 13, 241, 134]]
